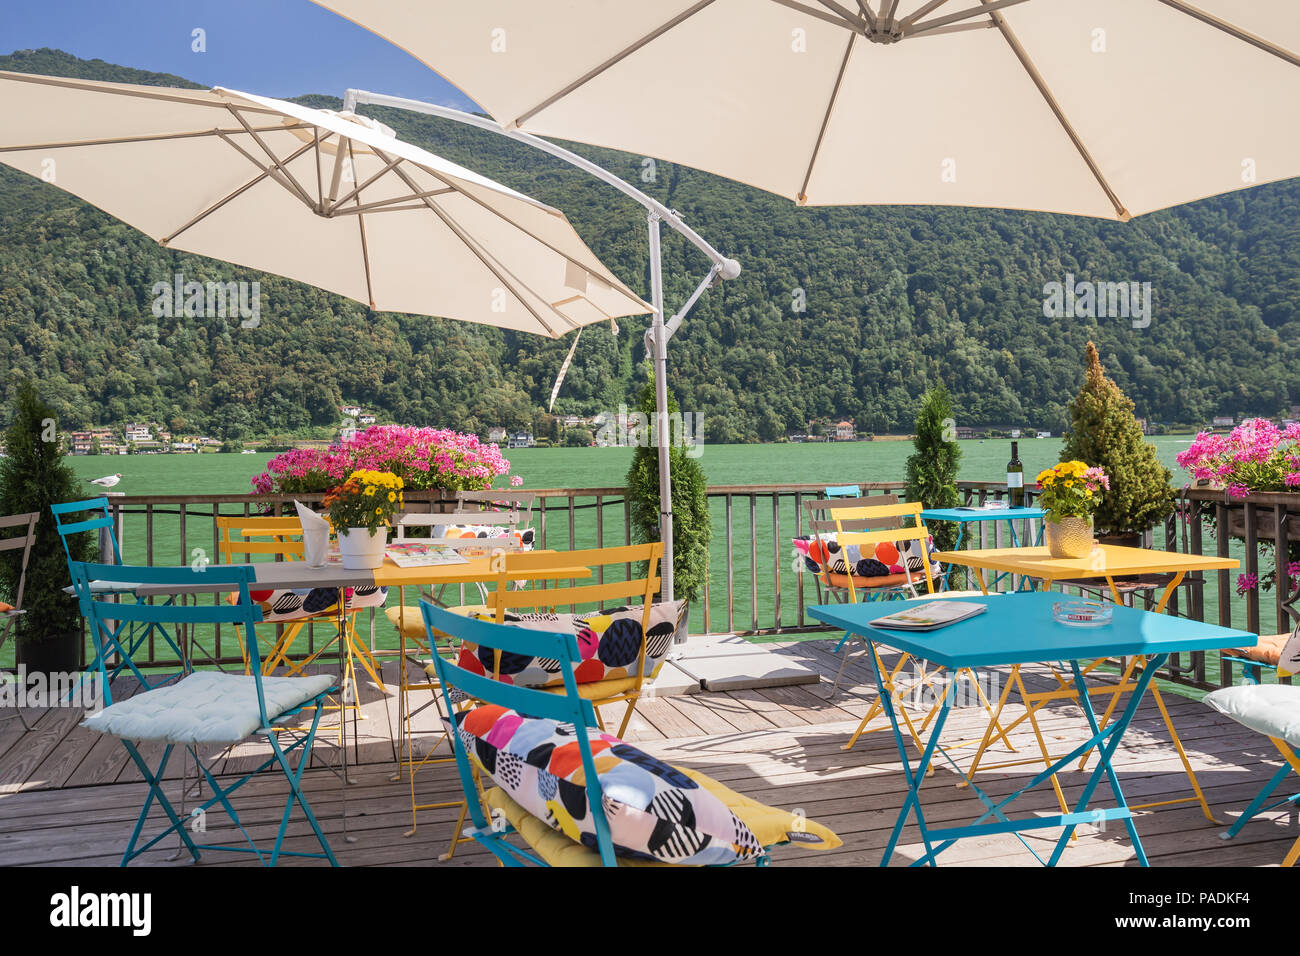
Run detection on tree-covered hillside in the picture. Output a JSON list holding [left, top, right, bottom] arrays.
[[1, 48, 1296, 441]]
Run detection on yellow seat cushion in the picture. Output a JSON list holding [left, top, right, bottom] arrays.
[[483, 765, 841, 866], [387, 604, 486, 642], [540, 675, 641, 700]]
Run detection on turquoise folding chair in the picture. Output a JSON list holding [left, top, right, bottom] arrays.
[[70, 561, 339, 867], [421, 601, 843, 867], [423, 601, 624, 866], [52, 498, 185, 690]]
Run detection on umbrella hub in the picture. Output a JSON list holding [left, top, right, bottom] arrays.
[[867, 23, 904, 44]]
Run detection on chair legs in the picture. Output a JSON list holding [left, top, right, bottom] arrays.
[[1222, 736, 1300, 867], [113, 703, 338, 866]]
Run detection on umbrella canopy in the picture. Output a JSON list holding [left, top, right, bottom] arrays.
[[0, 70, 650, 336], [315, 0, 1300, 219]]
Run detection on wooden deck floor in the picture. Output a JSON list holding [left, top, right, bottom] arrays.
[[1, 636, 1295, 867]]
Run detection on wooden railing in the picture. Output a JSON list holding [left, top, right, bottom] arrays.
[[55, 482, 1295, 692]]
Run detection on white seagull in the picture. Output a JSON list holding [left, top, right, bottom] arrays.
[[88, 473, 123, 489]]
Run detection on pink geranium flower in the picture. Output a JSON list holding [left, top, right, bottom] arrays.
[[252, 425, 520, 494]]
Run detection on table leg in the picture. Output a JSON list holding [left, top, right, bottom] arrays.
[[941, 526, 966, 591], [868, 638, 950, 867], [1046, 657, 1162, 866], [1153, 571, 1186, 614]]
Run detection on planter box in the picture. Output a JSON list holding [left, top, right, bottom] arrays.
[[1224, 498, 1300, 542]]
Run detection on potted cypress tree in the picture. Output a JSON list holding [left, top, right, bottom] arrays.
[[0, 381, 95, 674], [904, 384, 962, 554], [625, 372, 709, 616], [1059, 343, 1175, 546]]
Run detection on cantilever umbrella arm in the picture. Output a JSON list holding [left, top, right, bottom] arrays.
[[344, 89, 742, 606]]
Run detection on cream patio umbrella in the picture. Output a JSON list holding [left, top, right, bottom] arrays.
[[0, 70, 651, 336], [314, 0, 1300, 219], [317, 0, 1300, 606]]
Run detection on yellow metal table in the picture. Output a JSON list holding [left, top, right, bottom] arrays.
[[932, 545, 1240, 824]]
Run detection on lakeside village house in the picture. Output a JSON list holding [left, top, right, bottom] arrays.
[[68, 424, 220, 455]]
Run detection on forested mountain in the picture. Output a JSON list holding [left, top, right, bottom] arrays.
[[1, 48, 1296, 441]]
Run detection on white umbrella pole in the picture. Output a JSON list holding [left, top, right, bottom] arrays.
[[648, 212, 674, 603]]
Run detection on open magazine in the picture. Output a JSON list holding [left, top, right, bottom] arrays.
[[868, 600, 987, 631], [385, 541, 469, 568]]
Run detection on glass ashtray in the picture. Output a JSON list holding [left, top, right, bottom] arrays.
[[1053, 600, 1114, 627]]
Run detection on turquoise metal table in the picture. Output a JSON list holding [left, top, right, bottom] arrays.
[[809, 592, 1254, 867], [920, 506, 1046, 591]]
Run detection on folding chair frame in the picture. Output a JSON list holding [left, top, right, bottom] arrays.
[[70, 560, 339, 867]]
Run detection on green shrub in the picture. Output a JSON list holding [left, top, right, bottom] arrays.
[[1060, 343, 1174, 536], [625, 375, 710, 604], [0, 381, 94, 648], [905, 384, 962, 553]]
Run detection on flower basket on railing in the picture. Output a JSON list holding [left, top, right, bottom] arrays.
[[251, 425, 519, 499], [1179, 420, 1300, 594], [1223, 500, 1300, 542]]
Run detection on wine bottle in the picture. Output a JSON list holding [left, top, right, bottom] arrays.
[[1006, 441, 1024, 508]]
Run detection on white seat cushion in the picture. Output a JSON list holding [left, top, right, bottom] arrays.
[[1204, 684, 1300, 748], [81, 671, 335, 745]]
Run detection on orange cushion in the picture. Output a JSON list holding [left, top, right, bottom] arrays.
[[1226, 632, 1290, 667]]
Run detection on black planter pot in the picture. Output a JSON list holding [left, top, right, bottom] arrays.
[[16, 632, 81, 676]]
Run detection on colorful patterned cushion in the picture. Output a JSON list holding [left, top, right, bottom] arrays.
[[439, 524, 535, 551], [247, 584, 387, 623], [452, 705, 765, 864], [793, 534, 941, 581], [455, 601, 686, 687]]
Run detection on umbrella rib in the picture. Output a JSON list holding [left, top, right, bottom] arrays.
[[1157, 0, 1300, 68], [986, 3, 1129, 220], [388, 159, 569, 336], [326, 153, 407, 214], [330, 189, 456, 216], [771, 0, 860, 32], [163, 137, 319, 245], [313, 127, 324, 211], [907, 0, 1029, 36], [798, 32, 857, 203], [346, 139, 377, 309], [856, 1, 878, 32], [814, 1, 868, 31], [224, 105, 317, 211], [214, 131, 318, 210], [898, 0, 951, 30], [511, 0, 720, 128], [0, 124, 314, 154]]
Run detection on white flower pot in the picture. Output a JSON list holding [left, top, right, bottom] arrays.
[[338, 527, 389, 570]]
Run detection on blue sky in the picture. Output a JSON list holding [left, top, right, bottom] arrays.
[[4, 0, 479, 108]]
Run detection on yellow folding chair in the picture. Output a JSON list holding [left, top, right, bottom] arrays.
[[480, 542, 667, 739], [215, 516, 385, 690], [407, 542, 667, 859], [831, 502, 1011, 758]]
